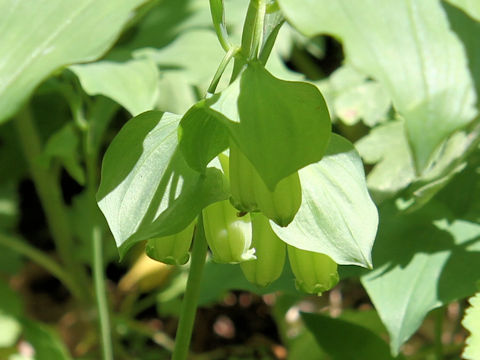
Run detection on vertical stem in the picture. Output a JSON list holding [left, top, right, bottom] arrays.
[[172, 216, 209, 360], [434, 307, 444, 360], [81, 99, 114, 360], [15, 105, 90, 302], [240, 0, 267, 60], [93, 225, 113, 360]]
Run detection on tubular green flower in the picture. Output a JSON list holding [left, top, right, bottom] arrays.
[[240, 213, 286, 287], [253, 170, 302, 227], [146, 221, 196, 265], [202, 199, 255, 263], [287, 245, 339, 295], [229, 141, 259, 212]]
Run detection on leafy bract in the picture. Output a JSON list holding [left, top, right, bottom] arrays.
[[278, 0, 477, 172], [463, 291, 480, 360], [179, 103, 229, 172], [207, 61, 331, 190], [96, 111, 228, 257], [361, 203, 480, 354], [70, 59, 159, 116], [273, 134, 377, 268], [301, 312, 398, 360], [0, 0, 148, 124]]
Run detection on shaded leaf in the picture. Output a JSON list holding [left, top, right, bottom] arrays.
[[447, 0, 480, 21], [301, 312, 398, 360], [179, 103, 229, 172], [361, 202, 480, 354]]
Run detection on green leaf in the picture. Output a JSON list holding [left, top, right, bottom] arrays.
[[37, 123, 85, 185], [355, 121, 416, 202], [273, 134, 377, 268], [301, 312, 398, 360], [21, 319, 72, 360], [135, 29, 224, 88], [278, 0, 477, 172], [70, 58, 159, 116], [179, 102, 229, 172], [361, 202, 480, 354], [207, 61, 331, 190], [97, 111, 228, 257], [463, 291, 480, 360], [447, 0, 480, 21], [0, 0, 148, 124]]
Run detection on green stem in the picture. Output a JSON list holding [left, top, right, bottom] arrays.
[[240, 0, 267, 60], [433, 307, 444, 360], [0, 232, 83, 300], [207, 45, 240, 94], [172, 216, 209, 360], [93, 225, 113, 360], [80, 97, 114, 360], [209, 0, 231, 52], [14, 105, 90, 301]]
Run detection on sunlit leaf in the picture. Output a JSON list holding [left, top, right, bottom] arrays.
[[278, 0, 477, 172], [273, 135, 378, 268], [0, 0, 148, 123]]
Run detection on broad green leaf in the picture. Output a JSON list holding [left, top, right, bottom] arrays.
[[463, 291, 480, 360], [97, 111, 228, 257], [207, 61, 331, 190], [301, 312, 398, 360], [21, 319, 72, 360], [278, 0, 477, 172], [135, 29, 224, 88], [273, 135, 377, 268], [356, 121, 416, 202], [179, 103, 229, 172], [0, 0, 148, 124], [37, 123, 85, 185], [361, 203, 480, 354], [156, 71, 197, 114], [70, 58, 159, 116], [447, 0, 480, 21]]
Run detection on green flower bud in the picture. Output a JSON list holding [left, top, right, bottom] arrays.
[[254, 171, 302, 227], [240, 213, 286, 287], [145, 221, 196, 265], [287, 245, 339, 295], [229, 141, 258, 212], [202, 199, 255, 263]]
